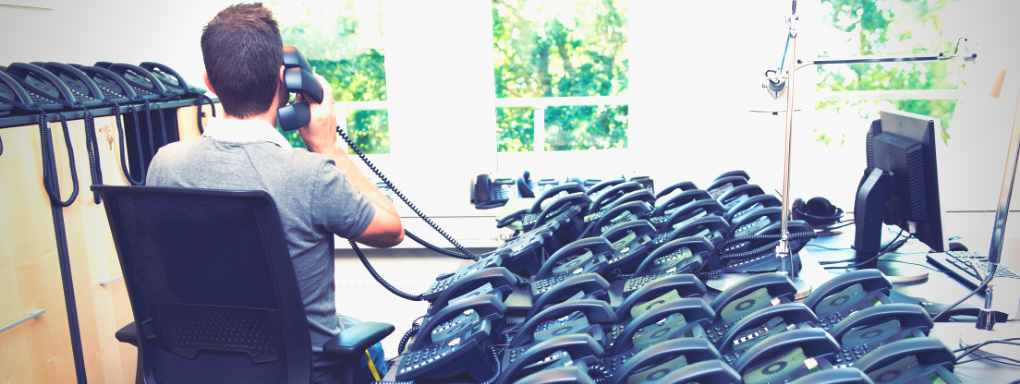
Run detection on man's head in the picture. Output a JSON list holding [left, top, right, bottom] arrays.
[[201, 3, 286, 119]]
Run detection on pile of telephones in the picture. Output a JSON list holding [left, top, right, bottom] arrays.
[[391, 171, 964, 384]]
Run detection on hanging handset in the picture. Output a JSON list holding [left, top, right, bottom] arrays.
[[0, 70, 34, 111], [802, 270, 894, 327], [5, 63, 84, 109], [139, 62, 205, 95], [528, 273, 611, 318], [531, 237, 614, 286], [496, 334, 605, 384], [655, 181, 699, 201], [615, 274, 708, 324], [719, 220, 813, 274], [602, 220, 659, 274], [706, 175, 748, 199], [649, 189, 712, 227], [276, 47, 324, 131], [732, 328, 841, 384], [585, 201, 651, 237], [426, 267, 520, 315], [724, 194, 781, 223], [395, 294, 507, 382], [717, 183, 765, 210], [853, 338, 962, 384], [608, 338, 721, 384], [790, 368, 876, 384], [715, 303, 819, 362], [75, 66, 139, 104], [603, 299, 715, 374], [106, 63, 170, 100], [625, 237, 713, 291], [825, 304, 933, 366], [655, 360, 742, 384], [39, 63, 106, 107], [709, 273, 798, 327]]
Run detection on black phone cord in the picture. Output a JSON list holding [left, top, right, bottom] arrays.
[[153, 103, 168, 149], [115, 104, 145, 185], [196, 95, 217, 134], [396, 322, 420, 356], [350, 239, 425, 301], [403, 230, 474, 259], [79, 106, 103, 204], [588, 363, 612, 384], [39, 112, 79, 207], [337, 126, 478, 261], [143, 101, 156, 157]]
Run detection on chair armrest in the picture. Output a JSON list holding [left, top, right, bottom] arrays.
[[322, 321, 395, 360], [115, 322, 138, 347]]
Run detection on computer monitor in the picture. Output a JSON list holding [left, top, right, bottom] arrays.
[[854, 110, 949, 269]]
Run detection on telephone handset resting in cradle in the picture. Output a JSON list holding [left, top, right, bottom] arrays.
[[718, 183, 765, 210], [528, 273, 610, 318], [620, 238, 713, 299], [853, 337, 962, 384], [825, 304, 934, 366], [586, 201, 651, 237], [715, 303, 819, 362], [802, 270, 894, 328], [724, 194, 782, 223], [706, 175, 748, 199], [732, 328, 841, 384], [426, 267, 519, 316], [616, 274, 708, 324], [655, 181, 698, 201], [649, 189, 712, 227], [139, 62, 205, 95], [530, 238, 613, 297], [0, 70, 34, 111], [38, 63, 106, 107], [607, 338, 721, 384], [602, 220, 659, 273], [708, 273, 798, 327], [604, 298, 715, 365], [5, 63, 90, 109], [75, 65, 139, 104], [495, 334, 605, 384], [277, 46, 324, 131], [106, 63, 170, 100]]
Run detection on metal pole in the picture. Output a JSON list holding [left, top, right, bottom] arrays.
[[776, 12, 798, 276], [978, 87, 1020, 331]]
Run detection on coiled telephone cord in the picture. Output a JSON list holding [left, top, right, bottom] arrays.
[[79, 106, 103, 204], [717, 231, 818, 262], [336, 125, 478, 261], [38, 112, 79, 206], [588, 363, 612, 384], [114, 104, 146, 185], [403, 229, 474, 260], [351, 239, 425, 302]]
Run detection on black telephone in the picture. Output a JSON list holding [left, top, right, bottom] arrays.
[[656, 215, 731, 250], [615, 274, 708, 326], [708, 273, 798, 328], [826, 304, 933, 367], [496, 334, 605, 384], [528, 273, 610, 318], [719, 220, 813, 274], [5, 63, 84, 110], [0, 70, 34, 111], [802, 270, 894, 328], [522, 185, 588, 232], [726, 206, 783, 239], [853, 338, 962, 384], [586, 178, 625, 199], [604, 298, 715, 367], [426, 267, 520, 316], [723, 194, 781, 223], [789, 368, 876, 384], [424, 256, 505, 302], [652, 199, 726, 241], [623, 238, 713, 297], [629, 175, 654, 194], [717, 184, 765, 211], [585, 181, 644, 221], [655, 181, 698, 200], [396, 294, 508, 382], [706, 175, 748, 200], [655, 360, 741, 384], [732, 328, 841, 384], [530, 192, 591, 249], [512, 366, 596, 384], [585, 201, 651, 237], [607, 338, 721, 384], [75, 66, 139, 104], [106, 63, 170, 100], [648, 189, 712, 227], [276, 46, 324, 131], [531, 238, 613, 296], [602, 220, 659, 274], [714, 169, 751, 182], [473, 174, 518, 209], [38, 63, 106, 107], [139, 62, 204, 95], [503, 300, 617, 367], [715, 303, 820, 363]]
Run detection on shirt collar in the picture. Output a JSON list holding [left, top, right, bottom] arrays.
[[202, 118, 292, 149]]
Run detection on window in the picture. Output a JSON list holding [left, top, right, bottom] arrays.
[[493, 0, 629, 153], [268, 0, 390, 154]]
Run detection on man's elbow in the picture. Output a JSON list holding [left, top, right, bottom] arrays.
[[373, 223, 404, 248]]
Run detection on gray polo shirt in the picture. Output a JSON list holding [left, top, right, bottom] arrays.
[[146, 118, 376, 357]]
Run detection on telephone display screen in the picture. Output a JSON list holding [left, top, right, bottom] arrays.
[[630, 289, 682, 318], [720, 287, 773, 323], [742, 347, 809, 384], [842, 318, 902, 347], [672, 210, 708, 231], [626, 355, 688, 384], [815, 283, 866, 316]]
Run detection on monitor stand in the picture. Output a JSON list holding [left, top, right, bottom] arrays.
[[856, 170, 930, 282], [877, 263, 929, 283]]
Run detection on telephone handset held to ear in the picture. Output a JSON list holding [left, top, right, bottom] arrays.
[[278, 46, 324, 131], [608, 338, 721, 384]]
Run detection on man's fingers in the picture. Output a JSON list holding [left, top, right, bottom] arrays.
[[314, 73, 335, 104]]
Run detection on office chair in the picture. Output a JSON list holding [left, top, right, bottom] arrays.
[[94, 186, 394, 384]]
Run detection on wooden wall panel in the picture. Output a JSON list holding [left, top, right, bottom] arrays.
[[177, 102, 223, 141], [0, 123, 76, 383]]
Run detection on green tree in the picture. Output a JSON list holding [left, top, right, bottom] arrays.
[[815, 0, 964, 145], [493, 0, 630, 152]]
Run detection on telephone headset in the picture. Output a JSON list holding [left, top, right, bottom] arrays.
[[793, 196, 846, 228]]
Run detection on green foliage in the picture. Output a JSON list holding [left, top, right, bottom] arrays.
[[493, 0, 630, 152], [815, 0, 963, 145]]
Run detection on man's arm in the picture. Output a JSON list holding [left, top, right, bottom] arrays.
[[299, 74, 404, 247]]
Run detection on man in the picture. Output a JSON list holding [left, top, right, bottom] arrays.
[[146, 3, 403, 383]]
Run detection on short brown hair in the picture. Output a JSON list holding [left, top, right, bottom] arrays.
[[201, 3, 283, 118]]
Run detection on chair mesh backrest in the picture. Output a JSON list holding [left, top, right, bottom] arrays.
[[98, 187, 309, 383]]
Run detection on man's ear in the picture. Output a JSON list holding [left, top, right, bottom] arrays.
[[203, 72, 215, 95]]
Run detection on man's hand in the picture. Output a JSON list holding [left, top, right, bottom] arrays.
[[297, 74, 338, 154]]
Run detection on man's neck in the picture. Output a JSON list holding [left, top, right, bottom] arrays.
[[221, 112, 277, 128]]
